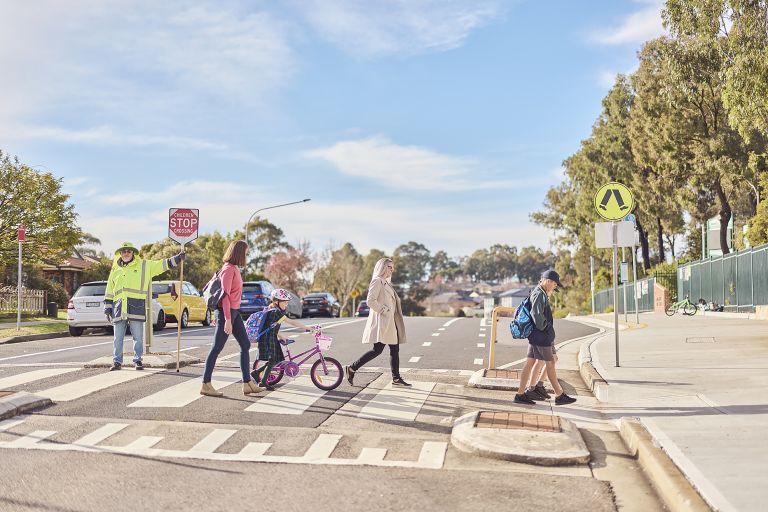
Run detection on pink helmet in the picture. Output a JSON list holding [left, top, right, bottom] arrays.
[[271, 288, 291, 301]]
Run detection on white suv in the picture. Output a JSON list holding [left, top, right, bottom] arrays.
[[67, 281, 165, 336]]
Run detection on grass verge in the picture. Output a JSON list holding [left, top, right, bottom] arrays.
[[0, 322, 69, 338]]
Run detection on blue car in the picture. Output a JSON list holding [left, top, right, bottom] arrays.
[[240, 281, 275, 318]]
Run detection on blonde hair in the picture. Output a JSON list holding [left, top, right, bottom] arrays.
[[371, 258, 393, 282], [222, 240, 248, 267]]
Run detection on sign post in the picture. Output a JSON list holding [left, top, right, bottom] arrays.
[[168, 208, 199, 372], [17, 224, 25, 331], [351, 289, 360, 318], [594, 182, 634, 367]]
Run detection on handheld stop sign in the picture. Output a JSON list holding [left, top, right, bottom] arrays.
[[168, 208, 199, 372]]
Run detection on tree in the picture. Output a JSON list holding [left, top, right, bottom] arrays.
[[516, 246, 555, 284], [392, 242, 431, 316], [313, 243, 365, 316], [265, 242, 313, 294], [430, 250, 462, 280], [240, 216, 290, 274], [0, 152, 84, 279]]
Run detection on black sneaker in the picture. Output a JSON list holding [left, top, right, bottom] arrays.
[[392, 377, 412, 387], [514, 393, 536, 405], [344, 365, 355, 386], [250, 369, 262, 382], [109, 362, 122, 371], [555, 393, 576, 405], [524, 389, 544, 402], [264, 385, 275, 392], [134, 360, 144, 370], [534, 382, 551, 399]]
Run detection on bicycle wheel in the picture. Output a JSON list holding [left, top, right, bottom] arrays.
[[665, 304, 677, 316], [683, 303, 697, 316], [266, 368, 284, 386], [310, 356, 343, 391]]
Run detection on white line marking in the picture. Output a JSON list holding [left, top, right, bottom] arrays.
[[0, 368, 80, 389], [238, 442, 271, 457], [0, 418, 25, 432], [220, 347, 257, 361], [303, 434, 341, 461], [6, 430, 56, 448], [357, 447, 387, 464], [442, 318, 461, 327], [177, 346, 199, 352], [480, 327, 486, 331], [129, 372, 241, 408], [0, 341, 112, 362], [418, 442, 448, 469], [189, 429, 237, 453], [422, 342, 432, 347], [478, 333, 486, 337], [73, 423, 129, 446], [473, 358, 483, 365], [124, 436, 163, 450], [37, 369, 159, 401], [431, 333, 440, 337], [408, 356, 421, 363], [245, 376, 326, 415], [438, 328, 446, 331], [477, 343, 485, 348], [357, 381, 434, 421]]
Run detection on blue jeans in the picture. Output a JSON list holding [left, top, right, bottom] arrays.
[[113, 319, 144, 364], [203, 309, 252, 383]]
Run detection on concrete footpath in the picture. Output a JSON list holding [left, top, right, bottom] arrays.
[[574, 312, 768, 512]]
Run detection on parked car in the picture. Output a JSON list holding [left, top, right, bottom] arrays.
[[152, 281, 211, 328], [67, 281, 165, 336], [285, 290, 302, 319], [240, 281, 275, 318], [355, 300, 370, 317], [302, 292, 340, 318]]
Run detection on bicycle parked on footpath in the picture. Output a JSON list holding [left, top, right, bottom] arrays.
[[252, 324, 344, 391], [666, 295, 698, 316]]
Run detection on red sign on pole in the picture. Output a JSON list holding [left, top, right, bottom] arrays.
[[17, 224, 25, 243], [168, 208, 199, 245]]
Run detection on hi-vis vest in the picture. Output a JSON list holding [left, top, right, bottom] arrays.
[[104, 255, 180, 321]]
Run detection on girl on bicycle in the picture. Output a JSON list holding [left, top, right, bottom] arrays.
[[251, 289, 310, 390]]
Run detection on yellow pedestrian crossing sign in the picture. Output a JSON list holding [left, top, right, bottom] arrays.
[[594, 182, 634, 221]]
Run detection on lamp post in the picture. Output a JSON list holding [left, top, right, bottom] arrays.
[[244, 198, 311, 268]]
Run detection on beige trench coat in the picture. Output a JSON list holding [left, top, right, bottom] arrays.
[[361, 277, 407, 345]]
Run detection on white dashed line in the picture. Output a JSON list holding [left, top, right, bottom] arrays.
[[438, 328, 446, 331], [408, 356, 421, 363], [442, 318, 461, 327], [477, 343, 485, 348], [473, 358, 483, 365], [478, 334, 486, 337], [431, 333, 440, 337], [422, 342, 432, 347]]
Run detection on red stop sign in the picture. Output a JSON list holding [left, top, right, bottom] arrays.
[[18, 224, 25, 243], [168, 208, 199, 245]]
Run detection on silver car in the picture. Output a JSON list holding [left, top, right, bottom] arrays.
[[67, 281, 165, 336]]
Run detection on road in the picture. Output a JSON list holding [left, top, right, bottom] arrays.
[[0, 316, 655, 512]]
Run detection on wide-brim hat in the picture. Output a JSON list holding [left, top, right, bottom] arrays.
[[114, 241, 139, 256]]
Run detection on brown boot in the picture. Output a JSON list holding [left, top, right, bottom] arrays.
[[243, 380, 264, 396], [200, 382, 223, 397]]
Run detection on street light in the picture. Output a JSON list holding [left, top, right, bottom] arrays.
[[244, 198, 311, 257]]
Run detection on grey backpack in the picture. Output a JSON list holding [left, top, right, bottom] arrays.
[[201, 271, 224, 309]]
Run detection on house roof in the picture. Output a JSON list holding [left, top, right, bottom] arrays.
[[497, 287, 532, 298]]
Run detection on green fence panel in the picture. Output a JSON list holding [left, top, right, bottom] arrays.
[[737, 252, 753, 309], [754, 246, 768, 305], [723, 255, 737, 309], [711, 258, 724, 305], [691, 263, 702, 302]]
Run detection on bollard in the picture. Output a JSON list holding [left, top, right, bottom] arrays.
[[487, 306, 517, 370]]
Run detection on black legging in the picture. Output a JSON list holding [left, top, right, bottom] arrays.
[[350, 342, 400, 378]]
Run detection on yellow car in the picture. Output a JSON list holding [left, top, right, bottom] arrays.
[[152, 280, 212, 328]]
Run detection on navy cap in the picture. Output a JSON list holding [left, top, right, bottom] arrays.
[[541, 269, 563, 288]]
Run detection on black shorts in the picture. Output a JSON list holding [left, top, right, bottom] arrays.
[[527, 344, 555, 361]]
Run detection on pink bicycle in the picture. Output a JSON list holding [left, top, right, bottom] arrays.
[[252, 325, 343, 391]]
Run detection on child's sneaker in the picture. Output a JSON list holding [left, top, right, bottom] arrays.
[[555, 393, 576, 405]]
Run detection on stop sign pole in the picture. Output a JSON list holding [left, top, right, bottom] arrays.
[[168, 209, 199, 372], [17, 224, 25, 331]]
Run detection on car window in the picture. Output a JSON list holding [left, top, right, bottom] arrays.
[[263, 282, 273, 294], [182, 283, 193, 295], [73, 283, 107, 297], [243, 283, 264, 293], [185, 283, 199, 295], [328, 294, 336, 302], [152, 283, 174, 295]]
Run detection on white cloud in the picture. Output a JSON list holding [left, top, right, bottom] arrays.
[[591, 1, 666, 46], [598, 70, 620, 89], [295, 0, 503, 57], [73, 180, 550, 259], [304, 136, 516, 191]]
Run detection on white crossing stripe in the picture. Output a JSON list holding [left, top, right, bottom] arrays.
[[238, 442, 271, 457], [422, 342, 432, 347], [37, 369, 159, 402], [473, 358, 484, 365], [418, 442, 448, 469], [303, 434, 341, 460], [73, 423, 128, 446], [190, 429, 237, 453], [478, 333, 486, 337], [7, 430, 56, 448], [358, 381, 434, 421], [0, 368, 80, 390], [124, 436, 163, 450], [431, 333, 440, 337], [128, 371, 241, 408], [477, 343, 485, 348], [245, 376, 326, 415], [408, 356, 421, 363], [0, 418, 25, 432], [357, 447, 387, 464]]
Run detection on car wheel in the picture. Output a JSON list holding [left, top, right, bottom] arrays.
[[181, 309, 189, 328], [68, 326, 84, 337], [153, 310, 166, 332], [202, 309, 211, 326]]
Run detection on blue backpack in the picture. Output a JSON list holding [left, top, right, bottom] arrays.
[[245, 309, 279, 343], [510, 297, 534, 339]]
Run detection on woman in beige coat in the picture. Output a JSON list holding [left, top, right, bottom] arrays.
[[344, 258, 411, 387]]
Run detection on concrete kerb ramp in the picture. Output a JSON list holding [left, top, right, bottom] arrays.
[[0, 391, 52, 420], [450, 411, 590, 466], [84, 352, 202, 369]]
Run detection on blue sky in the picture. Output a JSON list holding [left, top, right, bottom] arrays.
[[1, 0, 665, 258]]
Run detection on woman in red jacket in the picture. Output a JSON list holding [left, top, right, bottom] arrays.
[[201, 240, 264, 397]]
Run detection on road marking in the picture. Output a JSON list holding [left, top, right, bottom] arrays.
[[238, 442, 271, 457], [442, 318, 461, 327], [37, 369, 159, 401], [473, 358, 483, 365], [128, 371, 241, 408], [431, 333, 440, 337], [480, 317, 487, 327], [220, 347, 257, 361], [0, 418, 25, 432], [438, 328, 446, 331], [478, 333, 486, 337], [0, 341, 113, 362], [245, 376, 326, 415], [0, 368, 80, 389], [422, 342, 432, 347], [357, 381, 434, 421], [190, 429, 237, 453], [357, 447, 387, 464], [477, 343, 485, 348], [177, 346, 199, 352], [303, 434, 341, 461], [480, 327, 486, 331], [125, 436, 163, 450], [6, 430, 56, 448], [73, 423, 129, 446], [418, 442, 448, 469], [408, 356, 421, 363]]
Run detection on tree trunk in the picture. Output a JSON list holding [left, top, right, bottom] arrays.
[[636, 216, 652, 271], [714, 178, 732, 255], [656, 217, 665, 264]]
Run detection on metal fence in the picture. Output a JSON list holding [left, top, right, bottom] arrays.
[[594, 275, 655, 314], [677, 244, 768, 313], [0, 288, 46, 314]]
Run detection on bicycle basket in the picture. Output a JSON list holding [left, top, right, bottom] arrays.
[[316, 335, 333, 351]]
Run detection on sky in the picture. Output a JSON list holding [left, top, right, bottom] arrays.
[[1, 0, 666, 259]]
